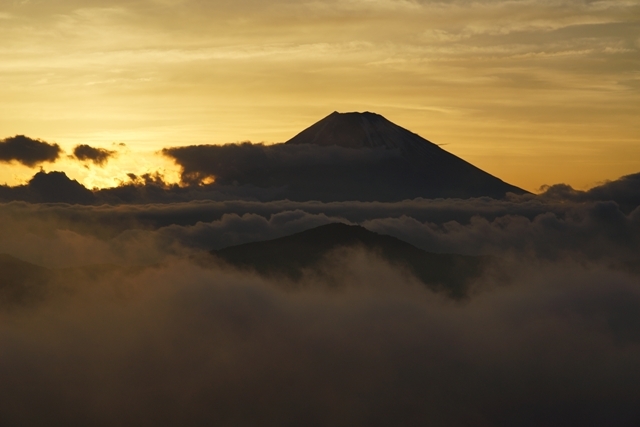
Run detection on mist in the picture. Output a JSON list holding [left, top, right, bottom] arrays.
[[0, 133, 638, 425], [1, 250, 639, 426], [1, 183, 640, 425]]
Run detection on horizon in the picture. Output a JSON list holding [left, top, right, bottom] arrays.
[[0, 109, 637, 193]]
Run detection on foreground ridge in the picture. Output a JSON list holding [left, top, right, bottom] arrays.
[[212, 223, 491, 297]]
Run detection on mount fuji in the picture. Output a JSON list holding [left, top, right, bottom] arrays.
[[161, 111, 528, 202], [283, 111, 527, 199]]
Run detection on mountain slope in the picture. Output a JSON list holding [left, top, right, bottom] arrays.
[[211, 223, 491, 297], [286, 111, 526, 199], [0, 255, 146, 308]]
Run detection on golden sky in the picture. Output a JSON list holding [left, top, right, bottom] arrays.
[[1, 0, 639, 191]]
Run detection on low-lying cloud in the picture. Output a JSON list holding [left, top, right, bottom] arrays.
[[162, 142, 420, 201], [0, 165, 639, 425], [0, 252, 639, 426], [1, 167, 639, 210], [542, 171, 640, 213], [1, 193, 639, 275], [161, 138, 531, 201], [0, 135, 61, 167]]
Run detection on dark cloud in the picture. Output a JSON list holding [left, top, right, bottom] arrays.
[[541, 172, 640, 213], [72, 144, 116, 166], [162, 142, 523, 201], [162, 142, 412, 201], [161, 143, 399, 187], [0, 135, 61, 167]]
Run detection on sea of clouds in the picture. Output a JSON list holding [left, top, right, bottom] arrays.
[[1, 174, 640, 425]]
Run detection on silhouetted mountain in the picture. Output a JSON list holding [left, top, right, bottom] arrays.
[[2, 113, 529, 203], [29, 171, 96, 204], [211, 223, 491, 297], [285, 111, 527, 199], [0, 171, 97, 205]]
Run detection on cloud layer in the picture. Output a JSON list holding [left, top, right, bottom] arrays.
[[1, 252, 639, 426], [0, 165, 639, 425], [0, 171, 639, 271]]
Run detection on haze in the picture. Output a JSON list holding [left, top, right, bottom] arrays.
[[1, 0, 639, 190]]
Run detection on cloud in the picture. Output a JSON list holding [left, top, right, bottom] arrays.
[[541, 172, 640, 213], [72, 144, 116, 166], [0, 169, 638, 270], [364, 201, 640, 265], [0, 253, 640, 425], [162, 142, 421, 202], [0, 193, 639, 274], [0, 164, 639, 424], [0, 135, 61, 167], [162, 141, 526, 201]]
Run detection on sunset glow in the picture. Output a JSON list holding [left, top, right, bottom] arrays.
[[1, 0, 638, 191]]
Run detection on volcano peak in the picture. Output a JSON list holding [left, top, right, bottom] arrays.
[[285, 111, 423, 150], [283, 111, 527, 198]]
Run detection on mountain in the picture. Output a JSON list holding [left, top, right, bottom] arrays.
[[285, 111, 527, 199], [211, 223, 491, 297], [0, 254, 143, 307], [0, 171, 96, 205]]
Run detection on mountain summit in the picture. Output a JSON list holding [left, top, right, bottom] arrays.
[[285, 111, 527, 199], [286, 111, 412, 149], [287, 111, 433, 151]]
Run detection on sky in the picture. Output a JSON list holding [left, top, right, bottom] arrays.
[[0, 0, 639, 191]]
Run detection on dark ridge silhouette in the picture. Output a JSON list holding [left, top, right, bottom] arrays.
[[211, 223, 491, 297], [0, 170, 96, 205], [285, 111, 527, 199], [0, 254, 52, 306], [0, 254, 148, 307], [28, 171, 96, 204]]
